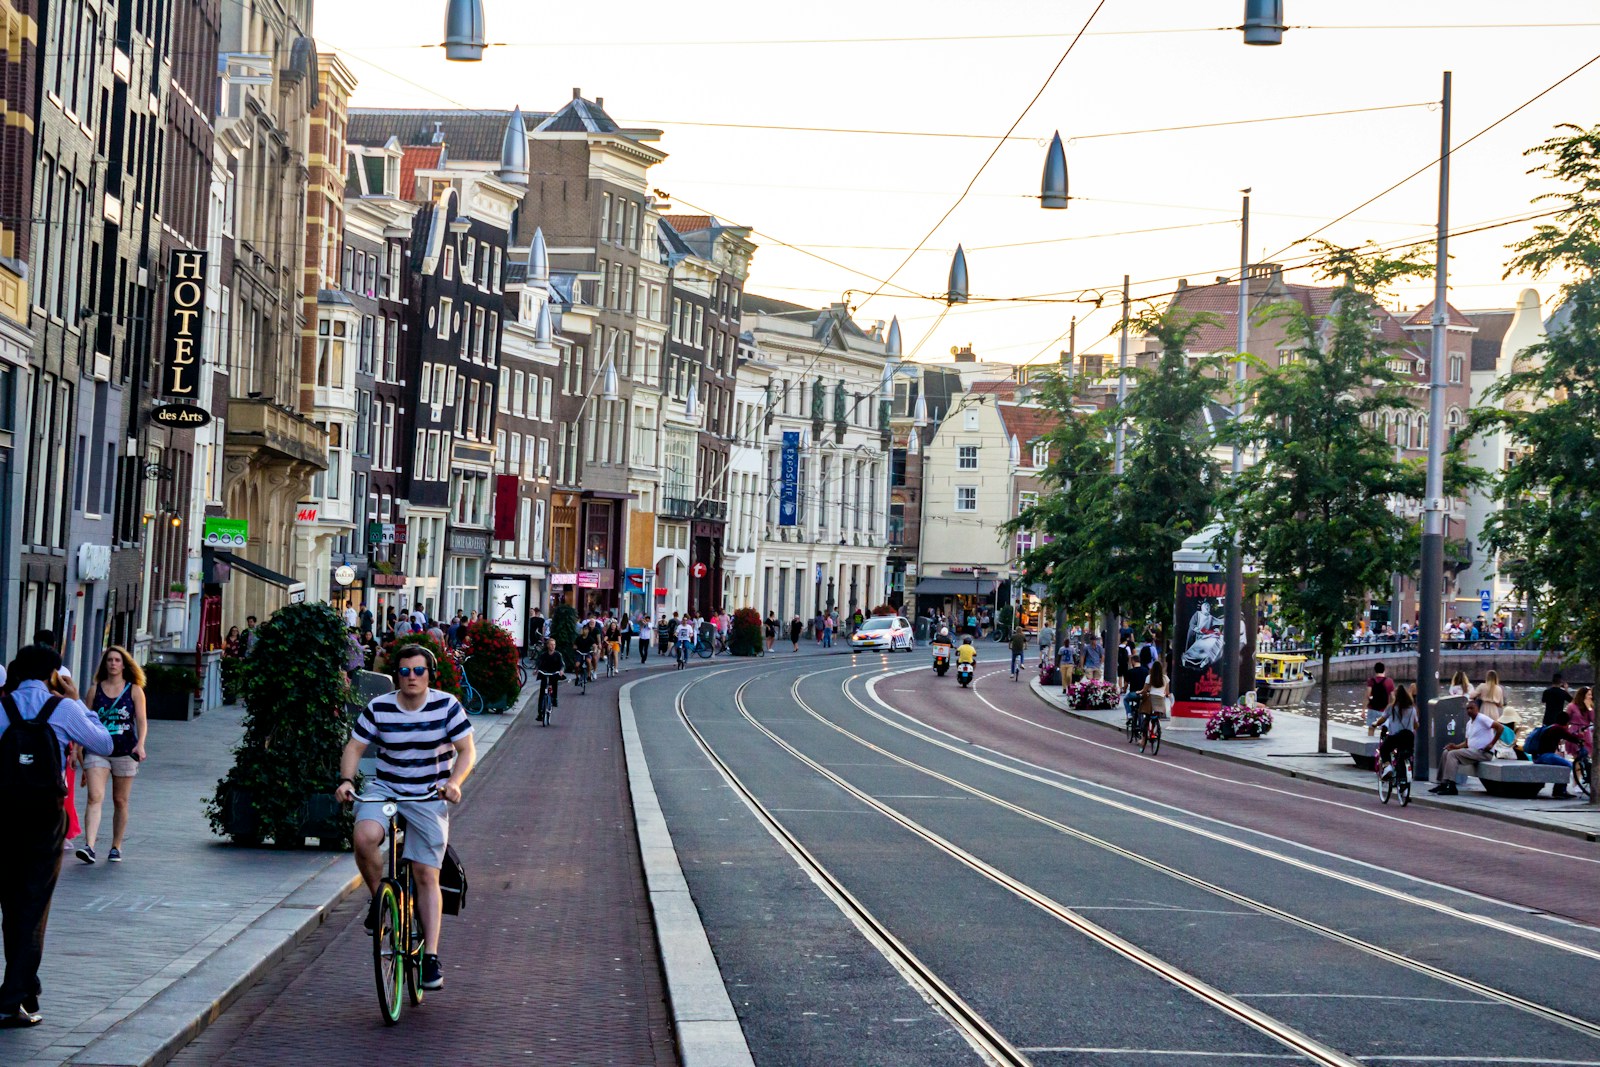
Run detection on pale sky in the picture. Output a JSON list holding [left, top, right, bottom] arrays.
[[316, 0, 1600, 366]]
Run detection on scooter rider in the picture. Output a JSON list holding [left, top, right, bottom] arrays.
[[956, 634, 978, 669]]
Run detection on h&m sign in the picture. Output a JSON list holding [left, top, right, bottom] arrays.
[[161, 249, 207, 399]]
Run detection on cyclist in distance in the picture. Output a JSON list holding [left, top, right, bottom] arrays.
[[574, 622, 598, 681], [1376, 683, 1418, 779], [335, 645, 475, 992], [533, 637, 565, 709]]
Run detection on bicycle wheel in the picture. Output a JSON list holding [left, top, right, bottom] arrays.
[[463, 683, 485, 715], [1399, 767, 1412, 806], [1378, 766, 1394, 804], [402, 878, 424, 1006], [517, 661, 529, 688], [538, 690, 550, 726], [373, 880, 403, 1025], [1126, 714, 1138, 744], [697, 641, 713, 660], [1576, 755, 1591, 799], [1147, 719, 1161, 756]]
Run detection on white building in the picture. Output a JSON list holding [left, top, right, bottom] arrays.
[[744, 296, 892, 622], [914, 382, 1014, 614], [1460, 288, 1547, 619], [726, 347, 773, 611]]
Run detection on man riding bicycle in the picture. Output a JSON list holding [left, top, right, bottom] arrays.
[[335, 645, 476, 992], [533, 638, 565, 709], [1009, 628, 1026, 677], [574, 623, 598, 681]]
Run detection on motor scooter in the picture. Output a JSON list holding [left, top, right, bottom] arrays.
[[957, 660, 974, 688], [932, 644, 951, 676]]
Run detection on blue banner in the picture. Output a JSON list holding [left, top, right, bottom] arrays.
[[779, 431, 800, 526]]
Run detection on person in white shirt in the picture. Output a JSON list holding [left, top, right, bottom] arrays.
[[674, 618, 695, 663], [1432, 696, 1500, 795]]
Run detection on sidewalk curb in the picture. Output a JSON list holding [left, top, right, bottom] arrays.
[[620, 678, 756, 1067], [68, 686, 533, 1067], [1026, 680, 1600, 844]]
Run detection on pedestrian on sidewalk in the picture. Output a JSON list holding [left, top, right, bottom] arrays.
[[1083, 635, 1104, 681], [1541, 672, 1570, 726], [1472, 670, 1507, 723], [765, 612, 779, 653], [1365, 662, 1396, 737], [789, 615, 803, 652], [822, 613, 835, 648], [0, 645, 114, 1027], [1565, 687, 1593, 751], [1432, 696, 1499, 795], [76, 647, 147, 866]]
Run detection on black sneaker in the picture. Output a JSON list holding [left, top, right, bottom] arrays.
[[1552, 787, 1572, 799], [75, 845, 96, 865], [363, 896, 379, 936], [420, 954, 444, 990]]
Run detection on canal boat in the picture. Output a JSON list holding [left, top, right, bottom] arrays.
[[1255, 652, 1315, 708]]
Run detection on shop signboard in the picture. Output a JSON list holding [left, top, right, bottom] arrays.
[[203, 517, 249, 547]]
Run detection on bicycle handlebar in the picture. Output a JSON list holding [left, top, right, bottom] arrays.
[[351, 791, 442, 803]]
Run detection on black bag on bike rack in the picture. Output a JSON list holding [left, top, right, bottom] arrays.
[[440, 844, 469, 915]]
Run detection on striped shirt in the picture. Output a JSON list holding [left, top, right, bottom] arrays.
[[352, 690, 473, 797]]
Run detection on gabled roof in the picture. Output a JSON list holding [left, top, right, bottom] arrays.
[[1168, 277, 1422, 357], [1403, 299, 1477, 330], [969, 379, 1020, 401], [997, 403, 1058, 463], [399, 145, 445, 200], [534, 95, 619, 134], [1466, 309, 1514, 372], [349, 108, 532, 161], [742, 294, 873, 342]]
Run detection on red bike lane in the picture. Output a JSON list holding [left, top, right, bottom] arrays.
[[866, 662, 1600, 930]]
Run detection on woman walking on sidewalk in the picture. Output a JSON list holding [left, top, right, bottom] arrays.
[[76, 647, 147, 865]]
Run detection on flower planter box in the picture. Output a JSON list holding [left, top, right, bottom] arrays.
[[1206, 705, 1274, 741]]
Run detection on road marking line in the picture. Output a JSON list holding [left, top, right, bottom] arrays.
[[1017, 1051, 1299, 1059], [1235, 993, 1490, 1004]]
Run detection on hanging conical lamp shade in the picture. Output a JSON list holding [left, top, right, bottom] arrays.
[[913, 391, 928, 427], [908, 428, 920, 455], [1009, 434, 1021, 466], [886, 315, 903, 357], [602, 361, 619, 400], [534, 301, 552, 345], [443, 0, 487, 60], [685, 378, 698, 418], [947, 245, 969, 306], [1041, 131, 1068, 209], [529, 226, 549, 286]]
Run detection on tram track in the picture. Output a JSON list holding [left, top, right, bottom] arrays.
[[860, 663, 1600, 962], [669, 667, 1031, 1067], [674, 663, 1362, 1067], [788, 665, 1600, 1044]]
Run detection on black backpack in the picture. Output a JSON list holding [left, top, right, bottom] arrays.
[[1368, 676, 1388, 709], [0, 692, 66, 799]]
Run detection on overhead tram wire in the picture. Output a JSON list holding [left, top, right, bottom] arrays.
[[852, 0, 1110, 314], [631, 102, 1435, 143], [1265, 47, 1600, 262]]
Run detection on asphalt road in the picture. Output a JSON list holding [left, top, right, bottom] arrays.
[[632, 649, 1600, 1067]]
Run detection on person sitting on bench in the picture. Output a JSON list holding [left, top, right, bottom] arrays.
[[1522, 709, 1589, 800], [1431, 696, 1500, 796]]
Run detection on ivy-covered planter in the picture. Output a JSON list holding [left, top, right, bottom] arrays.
[[206, 602, 356, 850], [730, 608, 764, 656], [144, 663, 201, 721]]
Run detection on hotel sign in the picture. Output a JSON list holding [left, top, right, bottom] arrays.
[[161, 248, 207, 400]]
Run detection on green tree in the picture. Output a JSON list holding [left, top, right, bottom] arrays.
[[1218, 245, 1431, 752], [1012, 306, 1225, 637], [1471, 124, 1600, 672], [551, 601, 581, 671]]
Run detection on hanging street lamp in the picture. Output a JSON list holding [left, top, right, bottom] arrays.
[[1041, 131, 1068, 209], [444, 0, 487, 61], [946, 245, 969, 305], [1241, 0, 1285, 45]]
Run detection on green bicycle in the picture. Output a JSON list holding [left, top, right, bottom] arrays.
[[360, 793, 434, 1025]]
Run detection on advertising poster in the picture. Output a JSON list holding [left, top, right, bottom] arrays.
[[486, 575, 528, 647], [779, 430, 799, 526], [1171, 570, 1257, 719]]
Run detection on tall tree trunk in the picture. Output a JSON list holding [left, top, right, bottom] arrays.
[[1318, 648, 1333, 754]]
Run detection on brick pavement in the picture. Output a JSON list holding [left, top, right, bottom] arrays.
[[167, 673, 681, 1066]]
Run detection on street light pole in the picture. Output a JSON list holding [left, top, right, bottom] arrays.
[[1107, 275, 1130, 662], [1416, 71, 1453, 783], [1222, 191, 1250, 708]]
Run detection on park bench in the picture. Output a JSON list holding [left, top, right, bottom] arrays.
[[1455, 759, 1569, 799], [1331, 736, 1382, 770]]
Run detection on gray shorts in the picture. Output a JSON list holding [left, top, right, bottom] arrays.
[[1365, 708, 1388, 727], [355, 796, 450, 870], [82, 752, 140, 777]]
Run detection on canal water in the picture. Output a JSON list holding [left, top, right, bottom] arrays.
[[1300, 681, 1552, 731]]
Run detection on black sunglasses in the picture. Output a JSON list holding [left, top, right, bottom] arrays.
[[396, 666, 430, 678]]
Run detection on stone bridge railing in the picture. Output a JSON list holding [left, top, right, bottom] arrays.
[[1257, 640, 1587, 685]]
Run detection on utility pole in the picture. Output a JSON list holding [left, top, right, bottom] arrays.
[[1416, 71, 1452, 782], [1222, 191, 1250, 708], [1106, 276, 1130, 664]]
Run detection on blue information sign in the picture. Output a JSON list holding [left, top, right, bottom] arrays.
[[1479, 589, 1492, 614], [779, 431, 800, 526]]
